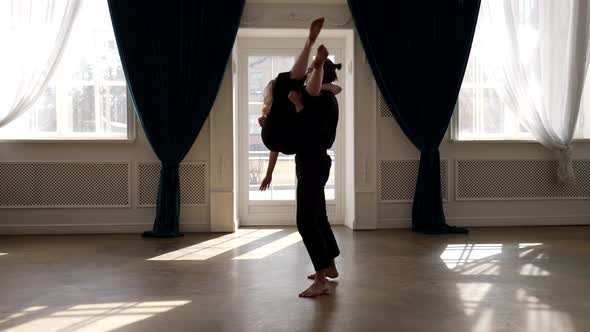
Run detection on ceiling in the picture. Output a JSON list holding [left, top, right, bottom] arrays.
[[247, 0, 346, 4]]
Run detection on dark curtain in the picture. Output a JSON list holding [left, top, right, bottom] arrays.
[[108, 0, 244, 237], [348, 0, 481, 234]]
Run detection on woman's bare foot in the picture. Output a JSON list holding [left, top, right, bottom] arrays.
[[308, 17, 324, 44], [307, 263, 338, 280], [299, 280, 329, 298], [299, 270, 330, 298], [313, 45, 329, 69]]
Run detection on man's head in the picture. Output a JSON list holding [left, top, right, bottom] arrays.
[[304, 59, 343, 85], [322, 59, 342, 84]]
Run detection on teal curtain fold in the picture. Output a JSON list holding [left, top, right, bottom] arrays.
[[108, 0, 245, 237], [348, 0, 481, 234]]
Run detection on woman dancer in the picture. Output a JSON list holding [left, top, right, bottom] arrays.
[[259, 17, 329, 155], [259, 81, 341, 191]]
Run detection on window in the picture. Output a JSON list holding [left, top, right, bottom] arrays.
[[454, 1, 590, 141], [0, 0, 131, 140]]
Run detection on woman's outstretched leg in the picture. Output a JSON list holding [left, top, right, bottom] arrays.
[[305, 45, 329, 96], [291, 17, 324, 80]]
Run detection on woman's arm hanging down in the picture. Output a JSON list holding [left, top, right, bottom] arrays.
[[260, 151, 279, 191]]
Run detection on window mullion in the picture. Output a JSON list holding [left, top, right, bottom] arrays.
[[476, 55, 483, 136], [94, 34, 103, 135]]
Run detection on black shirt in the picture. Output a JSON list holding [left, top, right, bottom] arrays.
[[296, 91, 339, 154]]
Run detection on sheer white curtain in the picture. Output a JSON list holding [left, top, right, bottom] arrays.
[[479, 0, 590, 183], [0, 0, 80, 128]]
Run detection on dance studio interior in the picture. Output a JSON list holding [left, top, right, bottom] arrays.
[[1, 0, 589, 331]]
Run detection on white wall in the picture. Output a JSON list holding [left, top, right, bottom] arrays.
[[0, 117, 211, 234], [377, 123, 590, 228]]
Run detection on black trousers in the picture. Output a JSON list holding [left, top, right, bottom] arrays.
[[295, 151, 340, 271]]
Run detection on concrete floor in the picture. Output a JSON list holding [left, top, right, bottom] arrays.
[[0, 226, 589, 332]]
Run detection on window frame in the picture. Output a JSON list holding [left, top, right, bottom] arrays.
[[450, 0, 590, 143], [450, 108, 590, 143], [0, 1, 135, 144], [0, 91, 136, 143]]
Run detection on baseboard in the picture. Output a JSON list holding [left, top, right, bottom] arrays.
[[0, 222, 210, 235], [5, 216, 588, 234], [239, 219, 345, 227], [377, 215, 590, 229]]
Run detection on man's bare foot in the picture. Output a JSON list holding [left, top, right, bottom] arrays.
[[308, 17, 324, 44], [313, 45, 329, 69], [299, 279, 329, 298], [307, 264, 338, 280]]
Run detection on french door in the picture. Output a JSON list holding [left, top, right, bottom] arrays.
[[237, 37, 345, 226]]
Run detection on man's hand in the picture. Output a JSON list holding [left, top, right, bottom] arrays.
[[322, 83, 342, 95], [288, 90, 304, 113]]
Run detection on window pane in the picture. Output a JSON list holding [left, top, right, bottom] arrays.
[[248, 103, 263, 136], [248, 56, 273, 103], [67, 55, 94, 82], [34, 86, 58, 132], [248, 55, 296, 201], [579, 82, 590, 138], [101, 40, 125, 81], [463, 56, 476, 83], [270, 156, 297, 201], [325, 151, 335, 201], [249, 153, 268, 200], [248, 153, 297, 201], [69, 85, 96, 133], [482, 89, 504, 134], [458, 88, 475, 137], [456, 1, 515, 141], [100, 86, 127, 134]]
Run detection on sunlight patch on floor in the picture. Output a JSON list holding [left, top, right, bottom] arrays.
[[0, 301, 190, 332], [457, 262, 501, 276], [519, 243, 543, 249], [233, 231, 302, 260], [0, 306, 47, 324], [472, 308, 494, 332], [517, 289, 574, 332], [520, 263, 551, 276], [148, 229, 283, 261], [456, 282, 493, 316], [440, 244, 503, 270]]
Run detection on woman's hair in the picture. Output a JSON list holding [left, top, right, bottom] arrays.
[[322, 59, 342, 84], [261, 80, 274, 117]]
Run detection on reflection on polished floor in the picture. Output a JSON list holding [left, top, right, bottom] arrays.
[[1, 226, 589, 332]]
